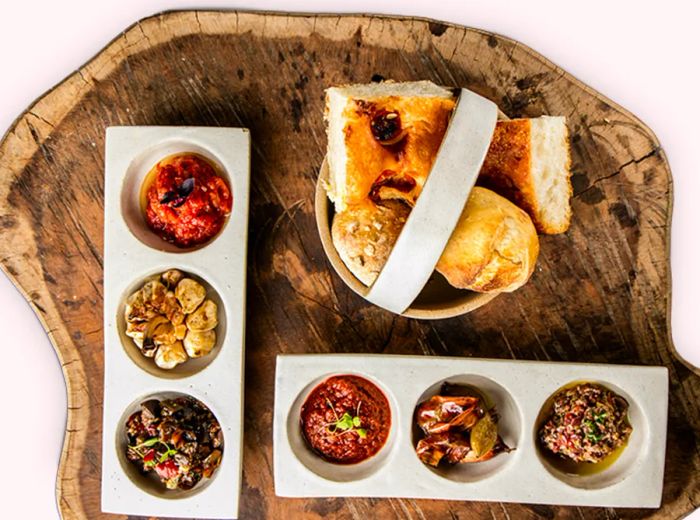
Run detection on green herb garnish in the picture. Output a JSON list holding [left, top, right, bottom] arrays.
[[323, 400, 368, 438], [592, 409, 608, 424], [583, 420, 603, 444], [129, 437, 179, 464]]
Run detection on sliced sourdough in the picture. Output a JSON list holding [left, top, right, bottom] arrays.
[[478, 116, 572, 234]]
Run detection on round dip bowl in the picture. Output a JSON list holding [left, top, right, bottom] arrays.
[[115, 391, 225, 499], [121, 141, 233, 253], [314, 158, 497, 320], [411, 374, 522, 483], [286, 372, 398, 482], [533, 380, 648, 490], [116, 268, 227, 379]]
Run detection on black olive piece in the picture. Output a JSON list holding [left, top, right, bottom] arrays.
[[140, 399, 161, 421], [177, 177, 195, 196], [179, 475, 196, 490], [159, 177, 195, 205], [159, 190, 178, 204]]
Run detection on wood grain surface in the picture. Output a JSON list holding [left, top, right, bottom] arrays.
[[0, 9, 697, 520]]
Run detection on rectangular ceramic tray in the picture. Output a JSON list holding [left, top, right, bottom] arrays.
[[274, 354, 668, 508], [101, 126, 250, 519]]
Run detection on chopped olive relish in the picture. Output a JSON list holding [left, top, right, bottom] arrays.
[[539, 383, 631, 464], [126, 396, 223, 490]]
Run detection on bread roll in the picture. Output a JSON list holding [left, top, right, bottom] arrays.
[[332, 187, 539, 292], [435, 187, 539, 292], [331, 200, 410, 286]]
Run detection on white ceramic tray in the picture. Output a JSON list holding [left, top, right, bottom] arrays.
[[274, 354, 668, 508], [101, 126, 250, 519]]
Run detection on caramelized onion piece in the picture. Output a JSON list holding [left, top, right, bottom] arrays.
[[368, 169, 417, 203]]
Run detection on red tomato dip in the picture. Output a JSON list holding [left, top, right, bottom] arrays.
[[300, 375, 391, 464], [144, 153, 232, 248]]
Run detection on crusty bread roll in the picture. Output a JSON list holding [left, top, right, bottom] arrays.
[[478, 117, 572, 234], [331, 200, 410, 286], [332, 187, 539, 292], [435, 187, 539, 292], [325, 81, 572, 234]]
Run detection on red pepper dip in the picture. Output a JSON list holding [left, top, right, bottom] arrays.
[[144, 153, 232, 248], [300, 375, 391, 464]]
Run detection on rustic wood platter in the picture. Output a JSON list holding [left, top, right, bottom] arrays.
[[0, 9, 697, 520]]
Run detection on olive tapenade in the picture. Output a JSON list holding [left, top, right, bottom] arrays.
[[125, 396, 223, 490], [539, 382, 631, 465]]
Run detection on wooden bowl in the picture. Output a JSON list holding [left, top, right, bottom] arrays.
[[314, 158, 497, 319]]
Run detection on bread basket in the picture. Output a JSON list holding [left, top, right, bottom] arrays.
[[315, 89, 510, 319]]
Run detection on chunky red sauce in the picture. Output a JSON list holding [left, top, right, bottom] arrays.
[[144, 153, 232, 248], [300, 375, 391, 464]]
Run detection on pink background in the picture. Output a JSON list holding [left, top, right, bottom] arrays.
[[0, 1, 697, 518]]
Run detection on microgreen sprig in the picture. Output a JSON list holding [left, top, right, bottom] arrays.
[[129, 437, 178, 466], [592, 409, 608, 424], [322, 399, 367, 438]]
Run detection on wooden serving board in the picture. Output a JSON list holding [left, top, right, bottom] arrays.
[[0, 9, 697, 520]]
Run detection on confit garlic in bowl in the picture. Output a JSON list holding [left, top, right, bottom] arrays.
[[124, 269, 219, 370]]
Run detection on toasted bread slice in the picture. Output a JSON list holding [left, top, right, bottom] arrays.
[[478, 116, 572, 234], [325, 81, 455, 212]]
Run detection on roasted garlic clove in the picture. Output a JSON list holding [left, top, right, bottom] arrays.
[[161, 269, 185, 289], [186, 299, 218, 331], [154, 341, 187, 369], [175, 278, 207, 314], [125, 320, 148, 341], [150, 319, 177, 347], [163, 290, 185, 325], [125, 288, 157, 323], [174, 323, 188, 341], [142, 280, 168, 309], [183, 330, 216, 358]]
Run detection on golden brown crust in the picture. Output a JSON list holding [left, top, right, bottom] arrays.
[[331, 200, 410, 286], [436, 187, 539, 292], [478, 120, 535, 217], [478, 119, 572, 234], [342, 96, 455, 206]]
